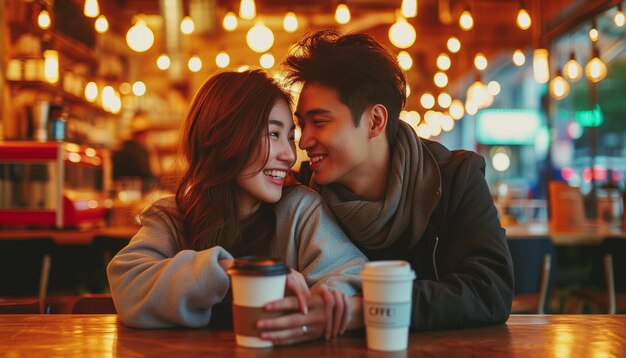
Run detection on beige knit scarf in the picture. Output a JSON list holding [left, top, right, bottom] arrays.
[[318, 121, 441, 250]]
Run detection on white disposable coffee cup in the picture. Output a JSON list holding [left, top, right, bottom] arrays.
[[360, 260, 416, 351], [228, 256, 289, 348]]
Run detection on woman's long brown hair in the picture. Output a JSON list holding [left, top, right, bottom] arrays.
[[167, 70, 292, 254]]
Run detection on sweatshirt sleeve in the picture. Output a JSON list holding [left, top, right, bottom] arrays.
[[280, 186, 367, 296], [107, 204, 233, 329]]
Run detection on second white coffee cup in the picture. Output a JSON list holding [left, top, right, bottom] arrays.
[[360, 260, 416, 351]]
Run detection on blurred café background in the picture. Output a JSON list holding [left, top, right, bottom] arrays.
[[0, 0, 625, 315]]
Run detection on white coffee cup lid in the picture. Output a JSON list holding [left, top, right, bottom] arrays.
[[360, 260, 416, 282]]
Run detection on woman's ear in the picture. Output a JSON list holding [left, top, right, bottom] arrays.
[[368, 104, 388, 139]]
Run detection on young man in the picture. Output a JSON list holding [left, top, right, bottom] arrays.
[[258, 30, 513, 344]]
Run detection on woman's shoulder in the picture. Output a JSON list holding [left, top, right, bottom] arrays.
[[278, 184, 323, 208]]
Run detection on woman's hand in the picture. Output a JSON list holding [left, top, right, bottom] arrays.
[[285, 269, 311, 314], [257, 284, 349, 345]]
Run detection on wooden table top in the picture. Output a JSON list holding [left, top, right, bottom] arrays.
[[0, 226, 138, 245], [1, 314, 624, 356]]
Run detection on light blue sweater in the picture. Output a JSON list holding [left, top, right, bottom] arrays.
[[107, 185, 367, 328]]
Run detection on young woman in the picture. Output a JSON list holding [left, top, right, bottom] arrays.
[[107, 70, 366, 343]]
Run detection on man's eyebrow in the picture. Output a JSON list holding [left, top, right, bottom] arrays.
[[294, 108, 331, 119]]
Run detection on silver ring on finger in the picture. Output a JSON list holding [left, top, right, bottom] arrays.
[[301, 324, 308, 335]]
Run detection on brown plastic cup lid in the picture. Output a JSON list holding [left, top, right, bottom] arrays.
[[227, 256, 289, 276]]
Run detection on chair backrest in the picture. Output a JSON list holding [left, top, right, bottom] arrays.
[[0, 237, 55, 313], [507, 237, 556, 313], [92, 235, 130, 267], [602, 238, 626, 314], [71, 293, 117, 314]]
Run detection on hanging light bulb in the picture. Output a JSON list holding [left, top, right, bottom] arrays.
[[84, 82, 98, 102], [487, 80, 501, 96], [188, 55, 202, 72], [438, 92, 452, 108], [240, 0, 256, 20], [180, 16, 195, 34], [132, 81, 146, 96], [436, 53, 451, 71], [517, 8, 531, 30], [246, 21, 274, 53], [126, 17, 154, 52], [589, 20, 600, 42], [37, 9, 51, 29], [84, 0, 100, 18], [157, 54, 171, 70], [434, 71, 448, 88], [94, 15, 109, 33], [388, 15, 416, 49], [401, 0, 417, 18], [512, 49, 526, 66], [43, 50, 59, 83], [397, 51, 413, 70], [420, 92, 435, 109], [447, 36, 461, 53], [533, 48, 549, 83], [449, 99, 465, 119], [474, 52, 488, 71], [335, 3, 351, 25], [223, 11, 238, 31], [585, 46, 608, 82], [549, 70, 570, 100], [283, 12, 298, 33], [215, 51, 230, 68], [459, 9, 474, 31], [615, 5, 625, 27], [260, 53, 275, 69], [563, 52, 582, 82]]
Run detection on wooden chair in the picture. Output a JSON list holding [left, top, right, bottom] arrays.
[[71, 293, 117, 314], [507, 237, 555, 314], [0, 237, 55, 313]]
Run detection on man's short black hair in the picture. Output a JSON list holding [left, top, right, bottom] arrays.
[[284, 30, 406, 149]]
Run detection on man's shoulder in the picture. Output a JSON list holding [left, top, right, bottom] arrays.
[[421, 138, 485, 173]]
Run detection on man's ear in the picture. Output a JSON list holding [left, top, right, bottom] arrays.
[[368, 104, 388, 139]]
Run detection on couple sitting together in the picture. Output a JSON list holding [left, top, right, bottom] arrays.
[[107, 30, 514, 344]]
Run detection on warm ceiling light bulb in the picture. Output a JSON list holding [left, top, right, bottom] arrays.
[[533, 48, 549, 83], [549, 70, 570, 100], [132, 81, 146, 96], [223, 11, 238, 31], [397, 51, 413, 70], [239, 0, 256, 20], [84, 82, 98, 102], [465, 100, 478, 115], [517, 8, 531, 30], [474, 53, 488, 71], [585, 47, 607, 82], [247, 21, 274, 53], [283, 12, 298, 33], [449, 99, 464, 119], [459, 10, 474, 31], [95, 15, 109, 33], [388, 16, 416, 49], [401, 0, 417, 18], [447, 36, 461, 53], [434, 71, 448, 88], [180, 16, 195, 34], [438, 92, 452, 108], [436, 53, 451, 71], [188, 55, 202, 72], [512, 49, 525, 66], [487, 80, 501, 96], [440, 114, 454, 131], [615, 5, 625, 27], [420, 92, 435, 109], [589, 27, 599, 42], [157, 54, 171, 70], [37, 9, 51, 29], [126, 18, 154, 52], [84, 0, 100, 18], [215, 51, 230, 68], [335, 3, 351, 24], [563, 52, 582, 82], [260, 53, 275, 69]]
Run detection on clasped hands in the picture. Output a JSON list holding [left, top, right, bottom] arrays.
[[257, 269, 350, 345]]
